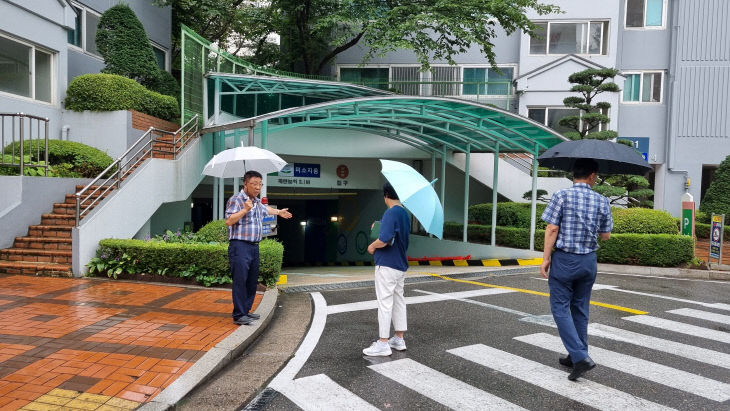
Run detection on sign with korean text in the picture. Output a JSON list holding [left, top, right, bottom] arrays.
[[618, 137, 650, 161], [709, 214, 724, 262]]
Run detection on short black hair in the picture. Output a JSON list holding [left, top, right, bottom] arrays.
[[243, 170, 263, 182], [383, 182, 399, 200], [572, 158, 599, 179]]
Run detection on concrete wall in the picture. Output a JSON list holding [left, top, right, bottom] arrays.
[[0, 176, 92, 249], [60, 110, 134, 159], [73, 134, 213, 275], [408, 235, 541, 259], [150, 196, 193, 235]]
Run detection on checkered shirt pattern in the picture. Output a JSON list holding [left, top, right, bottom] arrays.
[[225, 190, 267, 242], [541, 183, 613, 254]]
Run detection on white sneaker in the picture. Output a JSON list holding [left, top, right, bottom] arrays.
[[388, 336, 407, 351], [363, 340, 392, 356]]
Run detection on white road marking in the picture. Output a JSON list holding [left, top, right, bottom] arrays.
[[369, 358, 526, 410], [667, 308, 730, 325], [277, 374, 378, 411], [327, 288, 515, 314], [270, 292, 327, 390], [623, 315, 730, 344], [516, 332, 730, 402], [591, 284, 730, 311], [588, 323, 730, 370], [448, 344, 673, 411], [413, 289, 531, 316]]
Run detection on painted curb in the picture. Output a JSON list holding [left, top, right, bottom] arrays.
[[138, 288, 279, 411], [598, 263, 730, 281]]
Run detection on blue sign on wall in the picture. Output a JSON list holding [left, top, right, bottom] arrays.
[[293, 163, 320, 178], [618, 137, 650, 161]]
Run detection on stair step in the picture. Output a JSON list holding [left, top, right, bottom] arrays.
[[65, 191, 112, 205], [14, 237, 72, 250], [0, 261, 71, 276], [53, 203, 78, 215], [28, 225, 72, 238], [74, 184, 113, 192], [0, 248, 72, 264], [41, 213, 76, 226]]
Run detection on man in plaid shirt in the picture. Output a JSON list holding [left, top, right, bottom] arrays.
[[225, 170, 292, 325], [540, 158, 613, 381]]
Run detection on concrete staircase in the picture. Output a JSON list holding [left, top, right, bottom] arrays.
[[0, 133, 185, 276]]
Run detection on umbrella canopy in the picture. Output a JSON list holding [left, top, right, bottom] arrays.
[[537, 139, 652, 175], [380, 159, 444, 239], [202, 146, 287, 178]]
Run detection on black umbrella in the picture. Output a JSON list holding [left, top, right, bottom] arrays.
[[538, 139, 651, 175]]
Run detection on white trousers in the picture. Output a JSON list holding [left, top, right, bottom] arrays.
[[374, 265, 407, 339]]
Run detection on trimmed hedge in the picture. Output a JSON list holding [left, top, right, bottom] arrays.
[[65, 74, 179, 121], [596, 234, 694, 267], [468, 202, 548, 229], [2, 140, 113, 177], [696, 222, 730, 241], [611, 208, 679, 234], [196, 219, 229, 243], [445, 222, 694, 267], [89, 238, 284, 287]]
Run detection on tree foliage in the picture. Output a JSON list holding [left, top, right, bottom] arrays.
[[96, 4, 160, 87], [699, 154, 730, 218], [158, 0, 560, 75], [559, 68, 620, 140]]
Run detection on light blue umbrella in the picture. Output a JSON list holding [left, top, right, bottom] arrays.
[[380, 159, 444, 239]]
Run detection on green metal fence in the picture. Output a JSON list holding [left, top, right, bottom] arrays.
[[180, 24, 335, 125]]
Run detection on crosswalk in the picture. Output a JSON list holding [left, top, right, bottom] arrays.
[[274, 306, 730, 410]]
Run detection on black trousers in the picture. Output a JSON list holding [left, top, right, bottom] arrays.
[[228, 240, 260, 320]]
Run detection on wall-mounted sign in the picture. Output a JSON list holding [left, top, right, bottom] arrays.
[[618, 137, 650, 161], [336, 164, 349, 179], [294, 163, 320, 178]]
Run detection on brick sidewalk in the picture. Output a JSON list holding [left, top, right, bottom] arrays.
[[0, 275, 260, 410]]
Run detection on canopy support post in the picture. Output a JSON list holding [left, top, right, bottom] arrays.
[[491, 144, 500, 247], [463, 144, 471, 243], [529, 149, 539, 251]]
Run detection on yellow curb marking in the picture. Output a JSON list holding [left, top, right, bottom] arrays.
[[481, 259, 502, 266], [425, 273, 648, 315], [276, 274, 287, 285], [25, 388, 140, 411], [517, 258, 543, 266]]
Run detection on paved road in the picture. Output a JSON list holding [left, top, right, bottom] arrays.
[[251, 270, 730, 410]]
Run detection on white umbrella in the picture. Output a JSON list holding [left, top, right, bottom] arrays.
[[203, 146, 287, 178]]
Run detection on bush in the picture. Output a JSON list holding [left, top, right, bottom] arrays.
[[196, 219, 229, 243], [611, 208, 679, 234], [65, 74, 179, 121], [87, 238, 284, 287], [695, 222, 730, 241], [597, 234, 694, 267], [96, 4, 159, 87], [468, 202, 548, 229], [445, 223, 694, 267], [700, 155, 730, 220], [2, 140, 114, 177], [148, 70, 180, 99]]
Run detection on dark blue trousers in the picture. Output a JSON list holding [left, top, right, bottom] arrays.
[[228, 240, 260, 321], [548, 249, 597, 363]]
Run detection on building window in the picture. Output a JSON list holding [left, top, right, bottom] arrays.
[[0, 35, 53, 103], [151, 44, 167, 71], [67, 3, 101, 57], [340, 67, 389, 90], [623, 72, 662, 102], [626, 0, 665, 28], [463, 67, 514, 95], [529, 21, 608, 55], [528, 107, 609, 134]]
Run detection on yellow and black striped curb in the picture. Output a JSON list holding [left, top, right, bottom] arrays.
[[282, 258, 542, 268]]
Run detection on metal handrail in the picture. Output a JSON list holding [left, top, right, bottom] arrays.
[[0, 113, 49, 176], [74, 114, 199, 225], [499, 152, 569, 177]]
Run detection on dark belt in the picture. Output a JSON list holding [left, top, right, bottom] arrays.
[[232, 239, 260, 245]]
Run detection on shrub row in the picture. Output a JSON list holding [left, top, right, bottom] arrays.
[[2, 140, 114, 177], [65, 74, 179, 122], [695, 222, 730, 241], [89, 238, 284, 287], [444, 223, 694, 267], [468, 202, 548, 229]]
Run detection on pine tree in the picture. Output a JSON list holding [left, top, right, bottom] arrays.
[[700, 155, 730, 218]]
